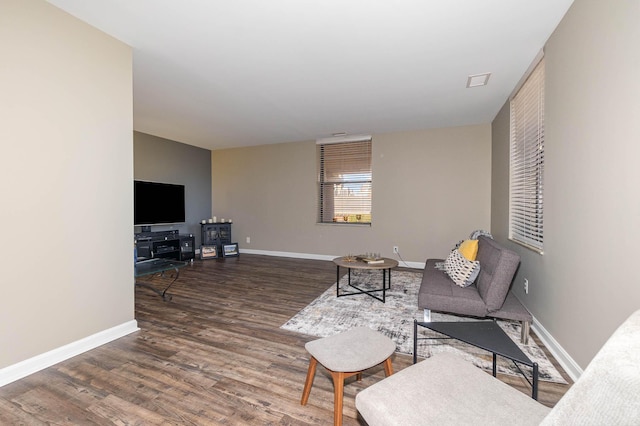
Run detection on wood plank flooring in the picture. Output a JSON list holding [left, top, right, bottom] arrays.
[[0, 255, 572, 425]]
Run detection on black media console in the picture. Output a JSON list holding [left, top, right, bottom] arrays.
[[135, 230, 195, 262]]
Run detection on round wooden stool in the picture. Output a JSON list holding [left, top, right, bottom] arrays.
[[300, 327, 395, 426]]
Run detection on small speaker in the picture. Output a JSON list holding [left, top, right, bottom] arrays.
[[180, 240, 193, 253], [179, 235, 195, 261]]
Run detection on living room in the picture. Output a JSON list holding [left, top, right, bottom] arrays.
[[2, 0, 639, 423]]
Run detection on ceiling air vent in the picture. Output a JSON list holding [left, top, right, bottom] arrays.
[[466, 73, 491, 88]]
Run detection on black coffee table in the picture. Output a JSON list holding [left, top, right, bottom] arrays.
[[413, 320, 539, 399]]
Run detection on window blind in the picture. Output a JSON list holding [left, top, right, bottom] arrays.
[[509, 58, 545, 252], [318, 139, 372, 224]]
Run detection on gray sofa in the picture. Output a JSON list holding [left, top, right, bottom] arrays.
[[356, 309, 640, 425], [419, 236, 532, 343]]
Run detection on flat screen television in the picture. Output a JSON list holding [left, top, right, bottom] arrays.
[[134, 180, 186, 226]]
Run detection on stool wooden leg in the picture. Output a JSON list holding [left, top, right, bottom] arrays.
[[301, 356, 317, 405], [330, 371, 346, 426], [383, 357, 394, 376]]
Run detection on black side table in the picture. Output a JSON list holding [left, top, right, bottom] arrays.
[[414, 320, 539, 399]]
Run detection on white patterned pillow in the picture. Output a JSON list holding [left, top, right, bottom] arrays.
[[444, 249, 480, 287]]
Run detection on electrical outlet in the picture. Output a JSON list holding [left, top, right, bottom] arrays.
[[524, 278, 529, 294], [393, 246, 399, 254], [246, 237, 251, 244]]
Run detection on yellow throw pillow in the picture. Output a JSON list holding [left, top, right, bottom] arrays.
[[458, 239, 479, 261]]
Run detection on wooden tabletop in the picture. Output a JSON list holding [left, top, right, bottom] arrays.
[[333, 256, 399, 270]]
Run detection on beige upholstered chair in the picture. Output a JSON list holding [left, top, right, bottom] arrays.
[[356, 310, 640, 425]]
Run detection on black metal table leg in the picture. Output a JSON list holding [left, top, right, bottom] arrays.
[[160, 267, 180, 301], [135, 266, 180, 301], [532, 363, 539, 400], [413, 320, 418, 364], [493, 353, 497, 376], [382, 269, 386, 303]]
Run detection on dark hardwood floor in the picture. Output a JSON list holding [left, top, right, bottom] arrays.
[[0, 255, 572, 425]]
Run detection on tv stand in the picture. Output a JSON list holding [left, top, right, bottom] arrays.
[[135, 230, 195, 262]]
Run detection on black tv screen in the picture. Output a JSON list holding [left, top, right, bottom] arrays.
[[134, 180, 186, 225]]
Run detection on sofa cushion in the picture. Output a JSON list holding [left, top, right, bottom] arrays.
[[444, 249, 480, 287], [476, 236, 520, 312], [490, 292, 533, 322], [418, 259, 487, 317]]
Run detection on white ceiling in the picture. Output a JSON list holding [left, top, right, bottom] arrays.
[[47, 0, 573, 150]]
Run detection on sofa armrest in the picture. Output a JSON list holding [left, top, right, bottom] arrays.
[[540, 310, 640, 424]]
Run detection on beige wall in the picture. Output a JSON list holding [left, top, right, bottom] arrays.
[[212, 125, 491, 263], [491, 0, 640, 369], [0, 0, 133, 368]]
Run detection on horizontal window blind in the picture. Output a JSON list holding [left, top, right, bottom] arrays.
[[318, 139, 372, 224], [510, 58, 544, 252]]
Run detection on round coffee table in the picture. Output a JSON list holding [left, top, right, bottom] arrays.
[[332, 256, 399, 303]]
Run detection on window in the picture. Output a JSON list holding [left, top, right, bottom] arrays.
[[509, 57, 545, 253], [317, 137, 372, 224]]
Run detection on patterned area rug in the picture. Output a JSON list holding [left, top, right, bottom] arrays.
[[282, 269, 567, 384]]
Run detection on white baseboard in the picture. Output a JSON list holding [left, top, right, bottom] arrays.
[[239, 248, 426, 269], [240, 248, 337, 261], [531, 316, 583, 382], [0, 320, 139, 387]]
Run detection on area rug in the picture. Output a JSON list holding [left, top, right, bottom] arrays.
[[281, 270, 567, 384]]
